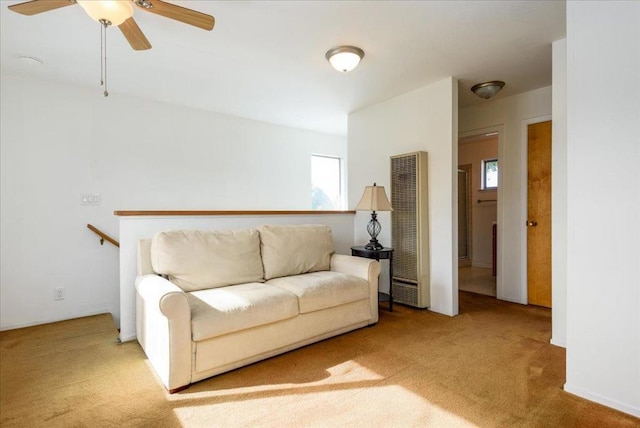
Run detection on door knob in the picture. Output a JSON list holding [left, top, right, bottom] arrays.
[[526, 220, 538, 227]]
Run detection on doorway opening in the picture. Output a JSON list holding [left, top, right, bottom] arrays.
[[458, 132, 498, 297]]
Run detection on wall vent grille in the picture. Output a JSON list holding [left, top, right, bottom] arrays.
[[390, 151, 430, 308], [392, 280, 418, 306], [391, 154, 418, 281]]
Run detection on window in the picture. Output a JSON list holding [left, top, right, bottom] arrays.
[[311, 155, 342, 210], [482, 158, 498, 189]]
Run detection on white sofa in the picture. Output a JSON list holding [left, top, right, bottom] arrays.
[[135, 224, 381, 392]]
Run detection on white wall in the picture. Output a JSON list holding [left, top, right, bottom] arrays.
[[458, 138, 498, 267], [564, 1, 640, 417], [459, 86, 552, 304], [551, 38, 567, 348], [348, 77, 458, 316], [0, 74, 347, 330]]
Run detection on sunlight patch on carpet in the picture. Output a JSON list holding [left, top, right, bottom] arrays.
[[167, 360, 384, 401], [172, 384, 479, 426]]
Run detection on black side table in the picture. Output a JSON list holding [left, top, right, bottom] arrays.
[[351, 246, 394, 312]]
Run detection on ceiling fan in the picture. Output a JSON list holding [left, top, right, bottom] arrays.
[[8, 0, 215, 51]]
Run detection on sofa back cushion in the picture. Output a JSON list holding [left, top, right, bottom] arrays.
[[258, 224, 334, 280], [151, 229, 264, 292]]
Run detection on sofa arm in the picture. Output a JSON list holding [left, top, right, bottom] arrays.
[[330, 254, 381, 323], [135, 274, 192, 392]]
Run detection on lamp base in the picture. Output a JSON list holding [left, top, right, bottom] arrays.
[[364, 212, 384, 250], [364, 239, 384, 251]]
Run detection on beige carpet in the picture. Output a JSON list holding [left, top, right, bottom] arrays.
[[1, 292, 638, 427]]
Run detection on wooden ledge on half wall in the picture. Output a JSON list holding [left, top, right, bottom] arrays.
[[114, 210, 356, 217]]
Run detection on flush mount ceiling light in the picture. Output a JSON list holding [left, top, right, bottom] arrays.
[[471, 81, 505, 99], [325, 46, 365, 72]]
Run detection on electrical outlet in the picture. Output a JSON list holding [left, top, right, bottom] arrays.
[[54, 287, 65, 301]]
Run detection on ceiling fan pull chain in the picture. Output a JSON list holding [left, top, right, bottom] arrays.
[[104, 23, 108, 97], [99, 19, 110, 97], [100, 23, 104, 88]]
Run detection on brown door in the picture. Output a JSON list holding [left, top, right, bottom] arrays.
[[527, 121, 552, 308]]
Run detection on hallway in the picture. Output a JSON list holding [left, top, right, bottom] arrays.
[[459, 266, 496, 297]]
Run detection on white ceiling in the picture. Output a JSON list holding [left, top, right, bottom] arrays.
[[0, 1, 566, 136]]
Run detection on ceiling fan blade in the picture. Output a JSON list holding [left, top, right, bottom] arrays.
[[119, 17, 152, 51], [8, 0, 75, 16], [140, 0, 214, 31]]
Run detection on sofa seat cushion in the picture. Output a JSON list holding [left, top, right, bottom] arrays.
[[188, 283, 299, 341], [151, 229, 264, 292], [266, 271, 369, 314]]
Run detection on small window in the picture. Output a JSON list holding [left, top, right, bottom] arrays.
[[311, 155, 342, 210], [482, 158, 498, 189]]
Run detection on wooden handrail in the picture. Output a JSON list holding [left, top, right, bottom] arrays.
[[114, 210, 356, 216], [87, 224, 120, 248]]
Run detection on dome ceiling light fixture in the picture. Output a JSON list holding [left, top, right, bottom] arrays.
[[471, 81, 505, 99], [77, 0, 134, 26], [325, 46, 365, 73]]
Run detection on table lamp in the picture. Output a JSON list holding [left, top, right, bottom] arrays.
[[355, 183, 393, 250]]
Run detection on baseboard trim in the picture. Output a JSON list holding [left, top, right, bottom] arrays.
[[0, 308, 115, 332], [550, 338, 566, 348], [496, 295, 526, 305], [120, 333, 137, 342], [564, 382, 640, 417]]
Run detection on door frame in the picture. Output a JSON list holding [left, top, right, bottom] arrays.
[[520, 115, 552, 304], [458, 125, 504, 300], [458, 164, 472, 267]]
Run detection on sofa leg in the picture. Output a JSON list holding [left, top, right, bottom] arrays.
[[169, 384, 190, 394]]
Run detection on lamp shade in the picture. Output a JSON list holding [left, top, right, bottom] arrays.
[[355, 184, 393, 212], [77, 0, 134, 26], [325, 46, 365, 72]]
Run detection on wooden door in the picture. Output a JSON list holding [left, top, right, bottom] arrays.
[[527, 121, 552, 308]]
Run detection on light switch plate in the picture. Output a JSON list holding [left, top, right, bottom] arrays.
[[80, 193, 101, 206]]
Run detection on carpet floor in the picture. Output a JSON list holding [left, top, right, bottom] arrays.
[[1, 292, 638, 427]]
